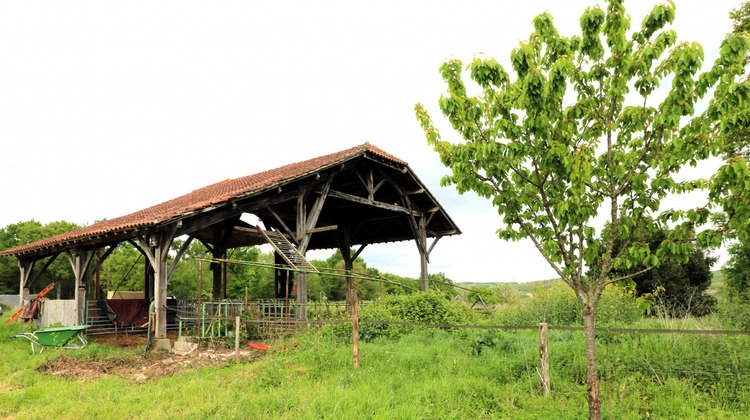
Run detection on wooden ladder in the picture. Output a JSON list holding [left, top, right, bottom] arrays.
[[256, 227, 319, 273]]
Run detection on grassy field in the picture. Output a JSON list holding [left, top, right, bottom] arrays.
[[2, 306, 749, 419]]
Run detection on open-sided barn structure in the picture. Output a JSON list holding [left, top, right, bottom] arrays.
[[0, 143, 460, 342]]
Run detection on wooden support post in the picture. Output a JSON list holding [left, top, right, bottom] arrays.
[[198, 262, 203, 333], [418, 217, 429, 292], [296, 271, 307, 321], [144, 258, 150, 301], [342, 249, 353, 312], [198, 262, 203, 306], [337, 225, 367, 312], [212, 227, 226, 300], [222, 251, 227, 299], [235, 316, 241, 359], [153, 236, 170, 339], [295, 192, 308, 321], [17, 258, 35, 307], [352, 289, 359, 369], [139, 227, 176, 340], [212, 250, 224, 299], [95, 249, 101, 300], [539, 322, 550, 396], [66, 249, 94, 326]]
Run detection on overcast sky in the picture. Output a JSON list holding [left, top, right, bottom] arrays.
[[0, 0, 742, 283]]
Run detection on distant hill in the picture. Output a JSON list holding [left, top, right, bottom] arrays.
[[457, 279, 555, 294], [459, 270, 726, 296]]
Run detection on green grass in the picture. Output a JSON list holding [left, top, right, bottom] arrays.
[[2, 308, 749, 419]]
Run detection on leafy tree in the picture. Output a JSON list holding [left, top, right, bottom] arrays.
[[415, 0, 750, 417], [604, 228, 717, 316], [0, 220, 82, 297], [96, 241, 144, 296], [224, 246, 273, 299], [469, 285, 498, 304], [722, 1, 750, 159], [427, 272, 455, 295], [731, 1, 750, 69]]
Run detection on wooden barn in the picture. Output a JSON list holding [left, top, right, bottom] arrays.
[[0, 143, 460, 345]]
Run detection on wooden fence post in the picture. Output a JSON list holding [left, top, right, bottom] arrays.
[[235, 316, 241, 359], [352, 290, 359, 369], [539, 322, 550, 396]]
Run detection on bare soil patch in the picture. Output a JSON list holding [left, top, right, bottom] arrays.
[[89, 332, 152, 349], [37, 333, 262, 383]]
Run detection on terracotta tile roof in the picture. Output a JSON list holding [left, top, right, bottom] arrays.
[[1, 143, 407, 257]]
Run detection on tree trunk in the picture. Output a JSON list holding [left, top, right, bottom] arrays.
[[582, 304, 602, 420]]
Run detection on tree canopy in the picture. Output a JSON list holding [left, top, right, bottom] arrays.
[[0, 220, 82, 296], [722, 1, 750, 159], [604, 227, 717, 316], [416, 0, 750, 417], [724, 240, 750, 304]]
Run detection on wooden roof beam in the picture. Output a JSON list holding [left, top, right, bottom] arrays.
[[322, 188, 422, 216]]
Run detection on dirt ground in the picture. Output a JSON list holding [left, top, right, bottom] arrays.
[[37, 333, 261, 383], [89, 331, 174, 349]]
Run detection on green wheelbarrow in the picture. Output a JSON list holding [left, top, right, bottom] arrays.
[[11, 325, 90, 353]]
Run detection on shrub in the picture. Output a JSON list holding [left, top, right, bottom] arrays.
[[322, 291, 478, 341]]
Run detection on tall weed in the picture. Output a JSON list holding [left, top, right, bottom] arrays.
[[493, 280, 642, 327]]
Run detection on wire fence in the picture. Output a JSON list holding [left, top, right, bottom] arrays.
[[225, 315, 750, 388], [82, 297, 750, 393]]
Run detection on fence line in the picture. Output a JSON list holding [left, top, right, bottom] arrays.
[[360, 349, 750, 378], [235, 317, 750, 336], [233, 315, 750, 389]]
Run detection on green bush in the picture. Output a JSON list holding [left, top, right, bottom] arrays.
[[322, 291, 478, 341]]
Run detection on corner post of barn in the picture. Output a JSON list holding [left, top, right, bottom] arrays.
[[139, 225, 177, 340], [337, 225, 367, 312], [294, 174, 333, 320], [17, 257, 36, 307], [411, 212, 441, 293], [65, 248, 95, 326]]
